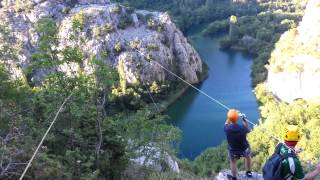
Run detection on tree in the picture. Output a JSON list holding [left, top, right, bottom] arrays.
[[229, 15, 239, 41]]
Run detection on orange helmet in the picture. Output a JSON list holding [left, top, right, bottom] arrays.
[[227, 109, 238, 123]]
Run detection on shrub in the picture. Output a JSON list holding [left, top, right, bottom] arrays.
[[61, 47, 84, 63], [111, 5, 121, 14], [71, 11, 86, 32], [114, 41, 122, 53], [202, 20, 229, 35], [145, 53, 153, 61], [219, 37, 233, 49], [94, 23, 114, 36], [147, 18, 157, 30], [103, 23, 114, 33], [129, 39, 141, 49], [149, 81, 160, 94], [118, 14, 133, 29], [147, 43, 159, 51]]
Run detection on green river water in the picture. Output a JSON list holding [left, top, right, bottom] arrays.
[[167, 33, 260, 160]]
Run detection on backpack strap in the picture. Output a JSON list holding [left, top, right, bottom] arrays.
[[279, 146, 297, 180]]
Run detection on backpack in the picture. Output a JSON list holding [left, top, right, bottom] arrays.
[[262, 143, 296, 180]]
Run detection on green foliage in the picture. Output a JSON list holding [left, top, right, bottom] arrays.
[[112, 0, 258, 32], [31, 18, 59, 70], [202, 20, 229, 35], [71, 11, 86, 32], [111, 5, 121, 14], [147, 43, 160, 51], [103, 22, 115, 33], [149, 81, 161, 94], [118, 14, 133, 29], [94, 23, 115, 36], [0, 25, 182, 179], [147, 18, 157, 29], [129, 39, 141, 49], [62, 47, 84, 63], [248, 84, 320, 171], [256, 27, 273, 42], [145, 53, 153, 61], [34, 18, 58, 50], [0, 22, 18, 62], [192, 142, 229, 177], [213, 7, 304, 85], [114, 41, 122, 53], [219, 36, 233, 49], [91, 56, 119, 89]]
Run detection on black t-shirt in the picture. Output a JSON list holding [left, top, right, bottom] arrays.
[[224, 123, 250, 153]]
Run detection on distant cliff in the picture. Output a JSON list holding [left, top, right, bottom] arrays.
[[266, 0, 320, 102], [0, 0, 203, 86]]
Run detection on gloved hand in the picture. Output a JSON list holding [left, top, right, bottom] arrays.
[[239, 112, 248, 121]]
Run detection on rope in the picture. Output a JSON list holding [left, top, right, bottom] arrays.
[[19, 93, 73, 180]]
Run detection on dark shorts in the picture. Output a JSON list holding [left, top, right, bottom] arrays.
[[228, 147, 251, 161]]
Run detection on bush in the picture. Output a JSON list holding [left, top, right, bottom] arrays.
[[114, 41, 122, 53], [145, 53, 153, 61], [192, 142, 228, 177], [146, 43, 159, 51], [149, 81, 160, 94], [94, 23, 115, 36], [219, 37, 233, 49], [129, 39, 141, 49], [256, 28, 273, 42], [147, 18, 158, 30], [111, 5, 121, 14], [202, 20, 229, 35], [71, 11, 86, 32], [118, 14, 133, 29], [104, 23, 114, 33]]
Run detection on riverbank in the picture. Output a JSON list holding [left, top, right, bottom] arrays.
[[167, 33, 260, 160], [146, 62, 209, 113]]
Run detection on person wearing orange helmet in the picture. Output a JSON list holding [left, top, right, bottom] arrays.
[[224, 109, 252, 180]]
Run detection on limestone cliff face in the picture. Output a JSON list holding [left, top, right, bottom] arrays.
[[0, 0, 203, 85], [266, 0, 320, 103]]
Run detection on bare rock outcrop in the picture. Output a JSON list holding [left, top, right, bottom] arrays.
[[0, 0, 203, 85], [266, 0, 320, 103]]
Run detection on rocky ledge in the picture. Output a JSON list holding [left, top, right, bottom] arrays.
[[0, 0, 203, 85], [214, 170, 263, 180]]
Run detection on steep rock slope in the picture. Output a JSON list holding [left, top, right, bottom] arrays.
[[0, 0, 203, 85], [266, 0, 320, 102]]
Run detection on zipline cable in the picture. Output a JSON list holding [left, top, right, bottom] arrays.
[[153, 61, 230, 111], [121, 38, 318, 164], [19, 93, 73, 180], [141, 78, 161, 113]]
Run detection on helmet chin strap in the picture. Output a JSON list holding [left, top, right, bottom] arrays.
[[284, 141, 298, 147]]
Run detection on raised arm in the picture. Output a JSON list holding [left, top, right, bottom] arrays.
[[239, 112, 250, 130], [304, 163, 320, 180]]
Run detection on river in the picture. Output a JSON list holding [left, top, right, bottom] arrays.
[[167, 33, 260, 160]]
